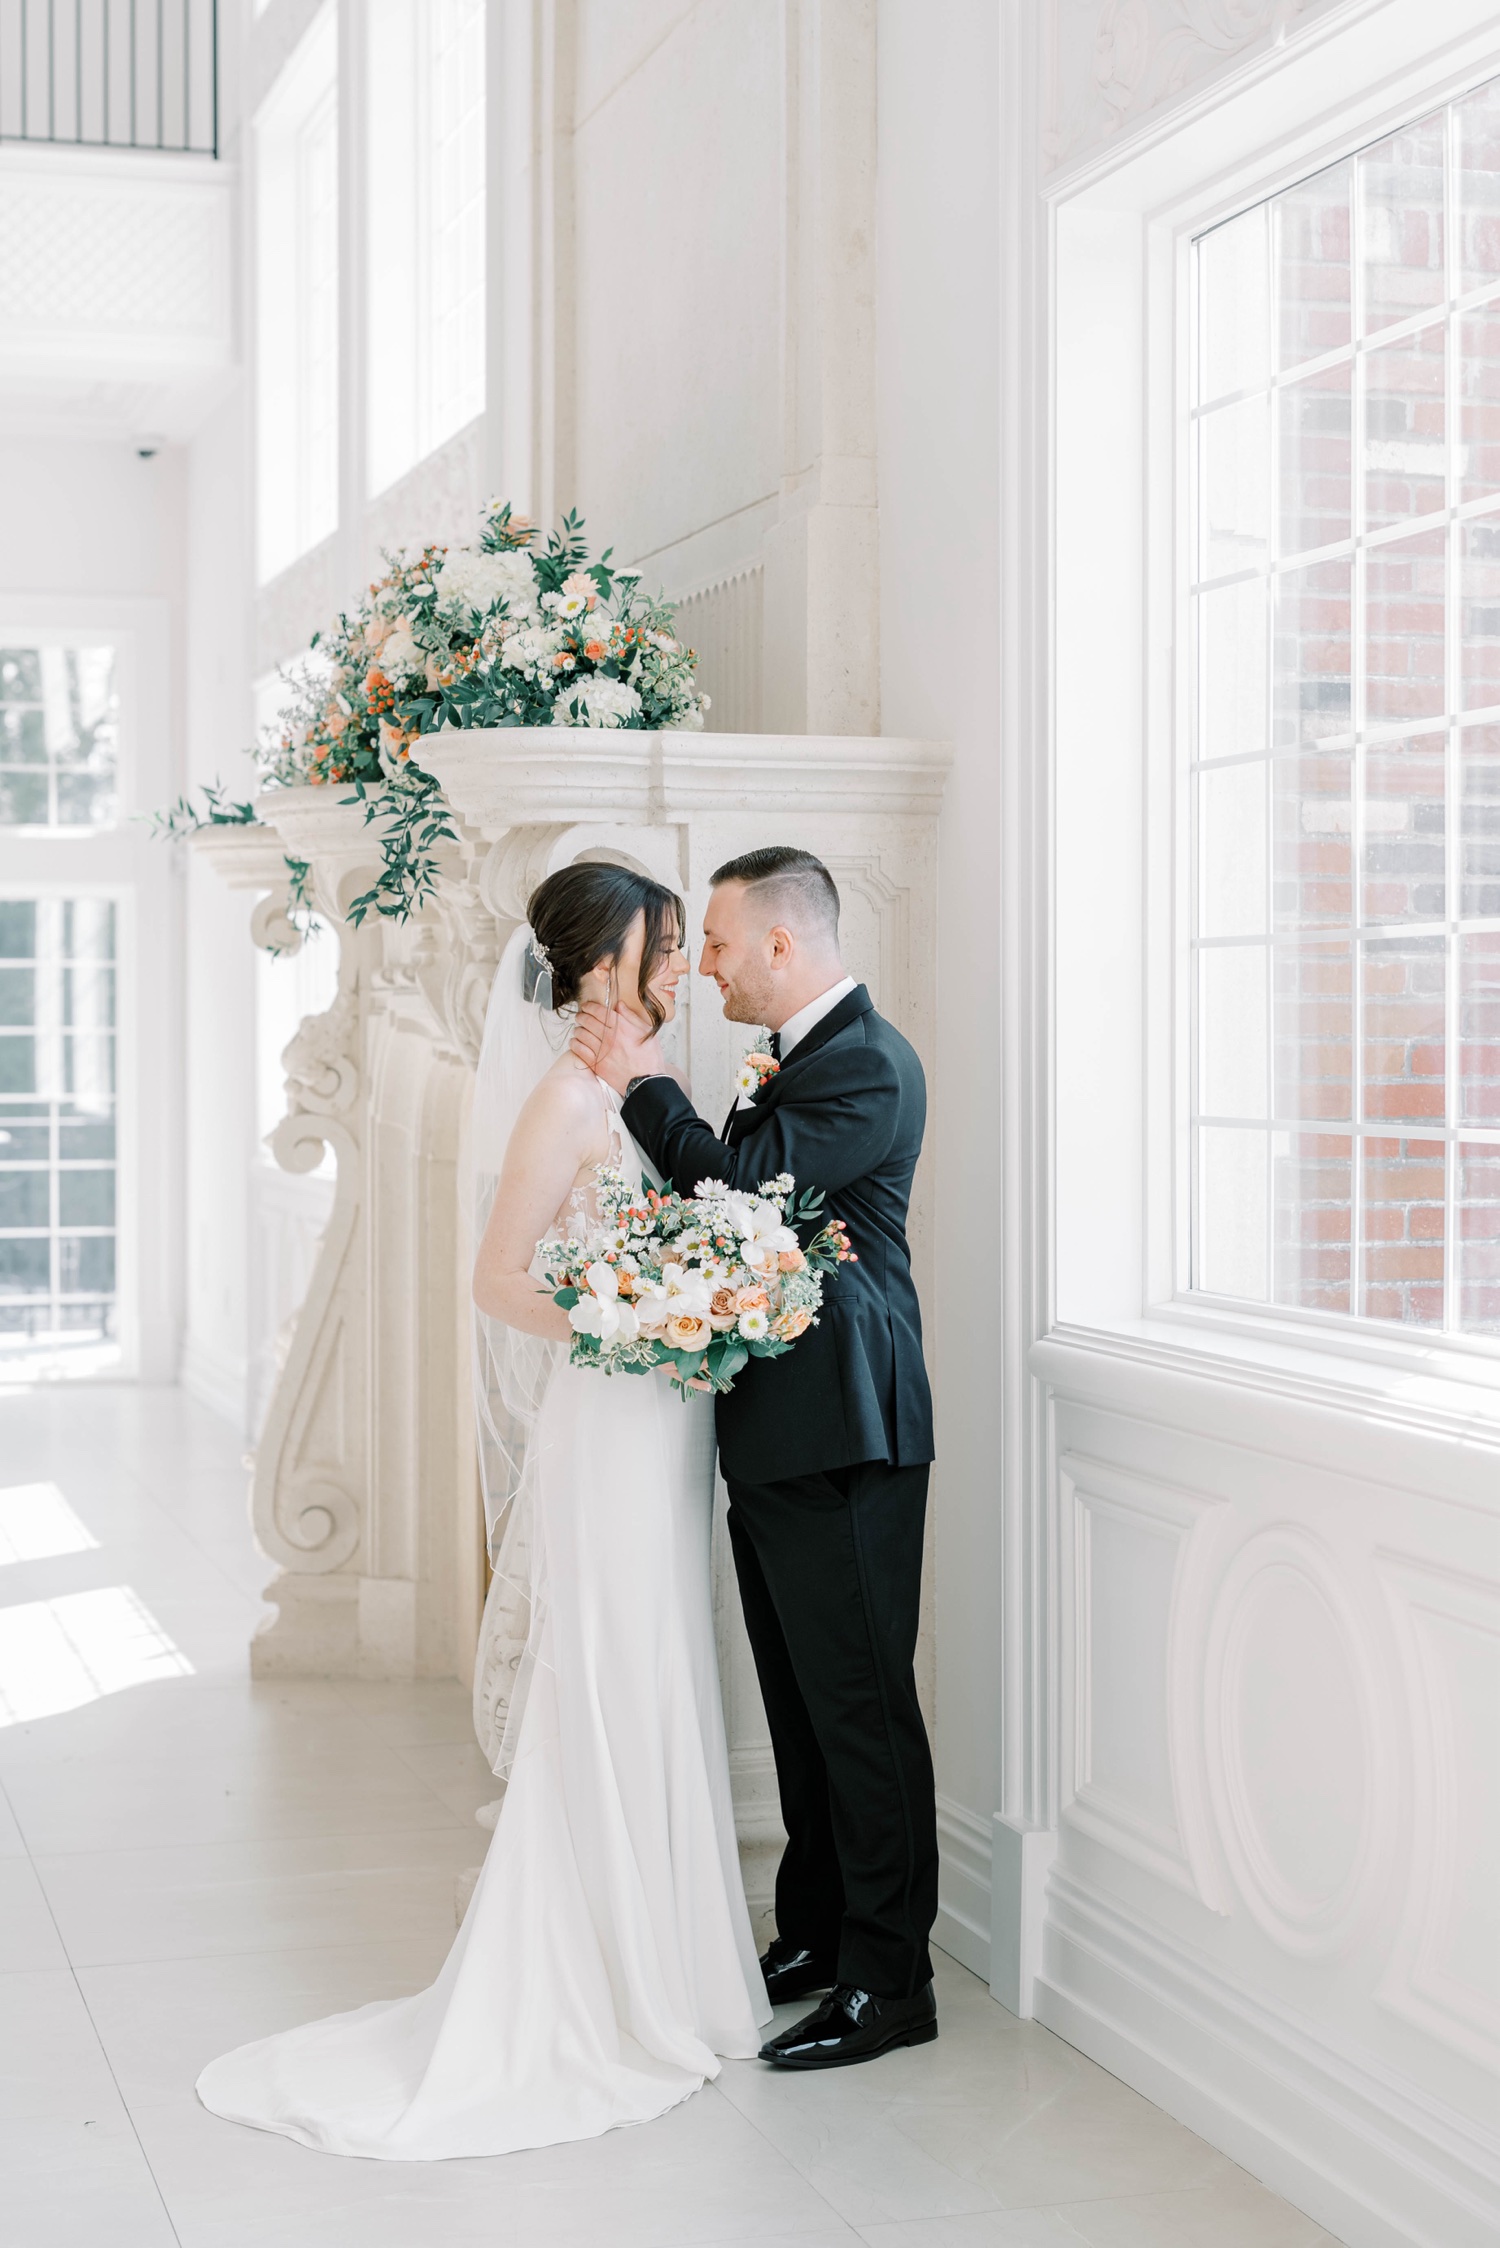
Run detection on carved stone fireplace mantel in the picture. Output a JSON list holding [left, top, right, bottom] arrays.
[[201, 731, 950, 1713]]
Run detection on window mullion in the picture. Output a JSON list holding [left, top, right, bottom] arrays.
[[1265, 205, 1278, 1308], [1444, 98, 1462, 1337], [1351, 160, 1368, 1322]]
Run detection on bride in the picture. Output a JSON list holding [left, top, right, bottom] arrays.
[[196, 860, 771, 2159]]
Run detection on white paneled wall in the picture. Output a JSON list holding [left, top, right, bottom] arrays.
[[672, 567, 764, 734], [1005, 6, 1500, 2245]]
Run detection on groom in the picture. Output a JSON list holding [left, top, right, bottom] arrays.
[[571, 845, 939, 2070]]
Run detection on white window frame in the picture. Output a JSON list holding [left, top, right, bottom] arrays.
[[254, 6, 340, 584], [365, 0, 486, 497], [1051, 0, 1500, 1412], [0, 597, 179, 1383]]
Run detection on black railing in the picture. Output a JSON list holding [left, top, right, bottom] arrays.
[[0, 0, 217, 156]]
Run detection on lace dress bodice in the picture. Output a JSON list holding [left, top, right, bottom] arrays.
[[539, 1082, 646, 1253]]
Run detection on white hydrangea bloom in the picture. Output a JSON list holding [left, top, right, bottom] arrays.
[[434, 548, 538, 619], [501, 626, 559, 677], [550, 675, 644, 729]]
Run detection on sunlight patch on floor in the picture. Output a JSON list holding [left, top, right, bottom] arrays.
[[0, 1584, 192, 1724], [0, 1480, 100, 1565]]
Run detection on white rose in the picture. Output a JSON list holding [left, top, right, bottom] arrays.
[[379, 622, 423, 681]]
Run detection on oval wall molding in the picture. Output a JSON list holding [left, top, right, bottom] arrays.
[[1203, 1525, 1392, 1958]]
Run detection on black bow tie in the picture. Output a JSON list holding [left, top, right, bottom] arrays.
[[767, 1030, 781, 1061]]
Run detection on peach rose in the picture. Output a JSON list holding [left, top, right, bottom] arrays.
[[777, 1247, 806, 1273], [708, 1287, 740, 1332], [773, 1307, 813, 1340], [665, 1314, 709, 1351], [735, 1287, 770, 1314]]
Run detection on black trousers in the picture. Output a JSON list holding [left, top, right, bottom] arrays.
[[724, 1458, 938, 2000]]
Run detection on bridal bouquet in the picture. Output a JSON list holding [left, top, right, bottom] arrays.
[[538, 1173, 855, 1395]]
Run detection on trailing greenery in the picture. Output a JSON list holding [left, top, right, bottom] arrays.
[[344, 771, 457, 927], [146, 783, 258, 836], [144, 786, 318, 952]]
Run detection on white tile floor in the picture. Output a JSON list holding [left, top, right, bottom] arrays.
[[0, 1384, 1347, 2248]]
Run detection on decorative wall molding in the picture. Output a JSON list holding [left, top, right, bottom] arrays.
[[1058, 1451, 1230, 1910], [934, 1793, 994, 1979], [671, 566, 765, 734], [1039, 1867, 1500, 2248], [0, 146, 233, 439], [413, 730, 951, 833], [1375, 1553, 1500, 2074], [1204, 1523, 1394, 1960], [0, 148, 231, 350], [1042, 0, 1353, 173]]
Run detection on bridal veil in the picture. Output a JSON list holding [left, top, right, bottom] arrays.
[[469, 921, 565, 1782]]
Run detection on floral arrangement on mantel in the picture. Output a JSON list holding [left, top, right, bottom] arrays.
[[155, 503, 708, 926]]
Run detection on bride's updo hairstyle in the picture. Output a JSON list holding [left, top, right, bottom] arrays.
[[527, 861, 686, 1032]]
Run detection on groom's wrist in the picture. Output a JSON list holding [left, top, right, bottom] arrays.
[[624, 1073, 658, 1100]]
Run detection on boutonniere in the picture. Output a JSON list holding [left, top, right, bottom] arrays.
[[734, 1034, 780, 1100]]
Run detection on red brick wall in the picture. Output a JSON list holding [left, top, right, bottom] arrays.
[[1197, 77, 1500, 1336]]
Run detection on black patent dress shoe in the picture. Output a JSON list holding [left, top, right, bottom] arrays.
[[758, 1980, 938, 2068], [758, 1937, 839, 2006]]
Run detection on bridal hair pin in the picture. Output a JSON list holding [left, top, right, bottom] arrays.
[[523, 931, 554, 1007]]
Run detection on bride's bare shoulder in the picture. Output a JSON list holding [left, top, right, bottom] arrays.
[[514, 1053, 608, 1142]]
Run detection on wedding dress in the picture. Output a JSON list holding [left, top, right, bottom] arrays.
[[197, 935, 769, 2159]]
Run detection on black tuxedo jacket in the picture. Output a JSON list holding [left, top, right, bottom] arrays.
[[621, 984, 934, 1485]]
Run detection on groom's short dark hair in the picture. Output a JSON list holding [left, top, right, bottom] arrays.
[[710, 846, 840, 939]]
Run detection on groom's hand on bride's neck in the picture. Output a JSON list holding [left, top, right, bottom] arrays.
[[570, 1001, 665, 1096]]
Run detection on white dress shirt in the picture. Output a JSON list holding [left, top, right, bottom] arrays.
[[737, 974, 857, 1108], [776, 974, 858, 1059]]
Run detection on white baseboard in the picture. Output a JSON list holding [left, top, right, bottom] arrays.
[[934, 1793, 993, 1979], [179, 1330, 247, 1428], [1038, 1870, 1500, 2248], [990, 1813, 1055, 2018]]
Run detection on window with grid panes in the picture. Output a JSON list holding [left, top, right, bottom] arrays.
[[1190, 74, 1500, 1339], [0, 899, 117, 1360], [0, 646, 118, 831]]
